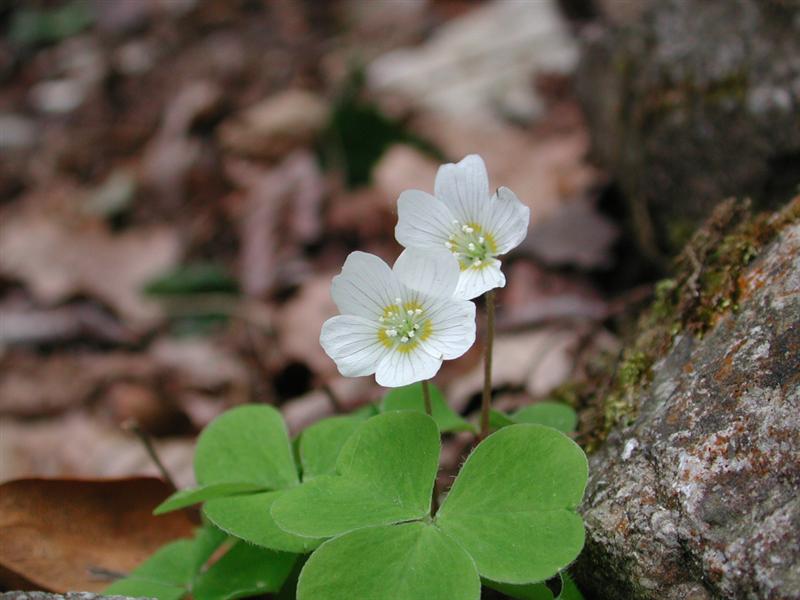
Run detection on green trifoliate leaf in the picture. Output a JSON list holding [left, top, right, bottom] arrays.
[[513, 403, 578, 433], [104, 539, 194, 600], [194, 404, 298, 489], [190, 524, 229, 573], [296, 522, 480, 600], [298, 414, 367, 481], [381, 382, 475, 433], [489, 409, 516, 429], [486, 572, 581, 600], [154, 482, 267, 515], [192, 541, 297, 600], [485, 580, 556, 600], [559, 572, 585, 600], [272, 411, 439, 538], [436, 424, 588, 584], [490, 403, 578, 434], [204, 490, 320, 553]]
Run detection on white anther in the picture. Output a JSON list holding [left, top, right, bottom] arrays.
[[479, 236, 485, 243], [400, 336, 409, 343], [414, 308, 422, 315], [394, 297, 402, 303], [445, 241, 453, 249], [407, 309, 414, 316], [385, 329, 397, 337], [472, 258, 482, 266], [448, 234, 456, 240], [408, 330, 415, 338], [468, 242, 476, 251], [378, 316, 384, 322]]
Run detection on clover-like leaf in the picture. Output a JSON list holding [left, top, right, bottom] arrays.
[[272, 411, 439, 539], [155, 482, 267, 515], [435, 424, 587, 584], [381, 382, 474, 433], [490, 403, 577, 434], [296, 522, 480, 600], [513, 403, 578, 433], [194, 404, 298, 488], [104, 539, 194, 600], [204, 490, 319, 553], [298, 414, 367, 481], [192, 541, 297, 600]]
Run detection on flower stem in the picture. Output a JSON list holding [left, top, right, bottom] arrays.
[[422, 379, 433, 416], [122, 419, 177, 491], [479, 289, 495, 440]]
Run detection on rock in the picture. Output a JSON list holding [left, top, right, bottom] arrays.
[[218, 89, 328, 161], [576, 0, 800, 251], [576, 218, 800, 599]]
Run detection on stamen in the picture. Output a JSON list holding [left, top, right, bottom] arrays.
[[414, 308, 422, 315], [473, 258, 482, 266], [445, 241, 453, 249], [468, 242, 476, 251], [385, 329, 397, 337], [378, 316, 385, 322], [400, 336, 409, 343], [479, 236, 485, 243], [394, 297, 402, 303], [408, 331, 415, 338]]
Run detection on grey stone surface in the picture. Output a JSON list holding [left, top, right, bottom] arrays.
[[575, 223, 800, 599], [576, 0, 800, 249]]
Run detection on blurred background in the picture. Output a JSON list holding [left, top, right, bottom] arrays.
[[1, 0, 798, 489]]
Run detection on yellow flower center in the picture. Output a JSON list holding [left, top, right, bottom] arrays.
[[377, 300, 432, 353], [445, 221, 497, 271]]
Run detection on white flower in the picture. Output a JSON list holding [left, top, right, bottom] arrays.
[[395, 154, 530, 300], [320, 248, 476, 387]]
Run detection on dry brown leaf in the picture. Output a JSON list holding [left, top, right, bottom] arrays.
[[218, 89, 328, 161], [275, 273, 338, 377], [523, 197, 618, 268], [0, 213, 181, 327], [0, 415, 195, 489], [410, 112, 602, 223], [497, 261, 609, 329], [0, 477, 195, 592], [228, 152, 324, 297], [448, 328, 582, 408], [372, 144, 439, 207]]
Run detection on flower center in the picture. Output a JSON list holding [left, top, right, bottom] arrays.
[[445, 221, 497, 270], [378, 299, 432, 353]]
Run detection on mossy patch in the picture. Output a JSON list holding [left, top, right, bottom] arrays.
[[580, 195, 800, 452]]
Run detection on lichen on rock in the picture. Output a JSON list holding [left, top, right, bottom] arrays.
[[575, 200, 800, 599]]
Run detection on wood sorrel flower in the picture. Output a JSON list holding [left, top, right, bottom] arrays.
[[320, 248, 475, 387], [395, 154, 530, 300]]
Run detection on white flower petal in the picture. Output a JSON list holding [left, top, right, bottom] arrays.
[[485, 186, 530, 254], [395, 189, 455, 249], [434, 154, 490, 226], [320, 315, 388, 377], [421, 297, 476, 360], [375, 347, 443, 388], [453, 258, 505, 300], [331, 251, 402, 319], [393, 247, 460, 299]]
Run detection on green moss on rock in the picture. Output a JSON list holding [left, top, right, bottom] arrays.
[[581, 196, 800, 452]]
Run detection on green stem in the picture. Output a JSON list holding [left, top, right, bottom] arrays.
[[479, 289, 495, 440], [422, 379, 433, 416]]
